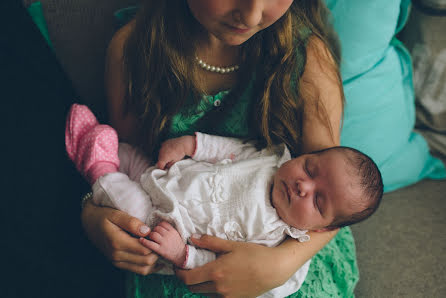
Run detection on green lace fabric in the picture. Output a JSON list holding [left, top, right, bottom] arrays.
[[125, 89, 359, 297]]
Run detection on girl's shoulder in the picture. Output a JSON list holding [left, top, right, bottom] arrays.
[[105, 19, 138, 142], [107, 19, 136, 60]]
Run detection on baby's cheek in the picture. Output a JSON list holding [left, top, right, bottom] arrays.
[[291, 205, 313, 229]]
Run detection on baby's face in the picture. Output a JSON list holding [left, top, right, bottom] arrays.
[[271, 149, 362, 231]]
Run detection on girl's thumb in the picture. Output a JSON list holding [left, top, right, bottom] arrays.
[[109, 210, 150, 237], [189, 234, 235, 253]]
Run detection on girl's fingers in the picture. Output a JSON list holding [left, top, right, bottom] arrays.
[[112, 229, 153, 255], [189, 235, 235, 254], [112, 249, 159, 267], [103, 208, 155, 255], [107, 209, 151, 238], [113, 260, 159, 276]]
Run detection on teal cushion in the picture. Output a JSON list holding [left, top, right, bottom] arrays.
[[325, 0, 445, 192], [325, 0, 406, 80]]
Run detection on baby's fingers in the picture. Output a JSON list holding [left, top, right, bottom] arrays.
[[156, 159, 175, 170], [140, 237, 161, 254], [153, 224, 170, 236], [156, 159, 167, 170], [149, 231, 165, 244], [158, 221, 175, 231]]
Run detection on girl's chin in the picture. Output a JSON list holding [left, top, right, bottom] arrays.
[[217, 33, 255, 46], [219, 38, 248, 46]]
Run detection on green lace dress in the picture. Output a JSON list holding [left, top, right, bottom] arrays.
[[125, 90, 359, 298], [116, 7, 358, 297]]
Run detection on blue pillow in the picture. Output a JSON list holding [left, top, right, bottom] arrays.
[[325, 0, 445, 192]]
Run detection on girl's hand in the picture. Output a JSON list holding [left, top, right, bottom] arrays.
[[156, 135, 196, 169], [139, 221, 187, 267], [175, 235, 295, 297], [81, 200, 159, 275]]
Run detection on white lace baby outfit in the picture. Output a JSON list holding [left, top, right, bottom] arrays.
[[92, 133, 311, 298]]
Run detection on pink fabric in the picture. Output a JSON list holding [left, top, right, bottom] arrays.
[[65, 104, 120, 184]]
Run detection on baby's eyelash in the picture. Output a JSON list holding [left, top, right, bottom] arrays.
[[305, 159, 312, 177], [316, 195, 323, 214], [313, 194, 319, 212]]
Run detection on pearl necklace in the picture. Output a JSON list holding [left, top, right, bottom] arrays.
[[196, 57, 239, 74]]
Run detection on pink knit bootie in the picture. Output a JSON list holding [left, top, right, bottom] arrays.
[[65, 104, 120, 184]]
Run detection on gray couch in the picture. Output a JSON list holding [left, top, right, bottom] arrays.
[[26, 0, 446, 297]]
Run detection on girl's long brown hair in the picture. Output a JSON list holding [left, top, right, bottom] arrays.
[[123, 0, 343, 157]]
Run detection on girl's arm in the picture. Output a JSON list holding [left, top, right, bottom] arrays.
[[177, 231, 337, 296], [105, 20, 139, 145], [81, 21, 160, 275], [174, 37, 344, 296]]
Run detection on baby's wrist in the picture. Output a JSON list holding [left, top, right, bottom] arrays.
[[174, 245, 188, 268], [182, 135, 196, 157]]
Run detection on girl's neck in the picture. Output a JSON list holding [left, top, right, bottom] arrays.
[[195, 32, 241, 68], [193, 31, 242, 95]]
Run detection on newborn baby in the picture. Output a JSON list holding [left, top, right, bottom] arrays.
[[66, 104, 383, 297]]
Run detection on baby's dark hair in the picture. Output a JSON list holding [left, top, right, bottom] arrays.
[[315, 146, 384, 229]]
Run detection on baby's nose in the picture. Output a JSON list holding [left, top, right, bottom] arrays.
[[298, 181, 314, 197]]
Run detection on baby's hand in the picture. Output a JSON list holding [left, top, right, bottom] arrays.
[[156, 135, 196, 169], [139, 221, 187, 267]]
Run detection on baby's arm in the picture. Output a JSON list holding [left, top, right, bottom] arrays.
[[140, 222, 216, 269], [192, 132, 259, 162], [156, 132, 259, 169]]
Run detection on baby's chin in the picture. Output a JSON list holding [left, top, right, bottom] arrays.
[[282, 217, 324, 231]]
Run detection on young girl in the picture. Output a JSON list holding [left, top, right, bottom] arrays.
[[81, 0, 345, 296]]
